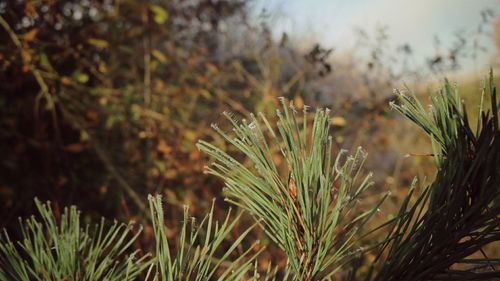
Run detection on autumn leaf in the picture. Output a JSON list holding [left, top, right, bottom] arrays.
[[87, 38, 109, 49], [85, 110, 99, 123], [60, 76, 72, 85], [205, 63, 218, 73], [183, 130, 197, 141], [294, 95, 304, 109], [199, 89, 211, 99], [21, 50, 32, 63], [164, 169, 178, 179], [24, 2, 37, 19], [22, 28, 39, 42], [149, 5, 168, 25], [63, 143, 85, 153], [72, 71, 89, 84], [331, 116, 346, 127], [156, 139, 172, 154], [152, 49, 168, 63]]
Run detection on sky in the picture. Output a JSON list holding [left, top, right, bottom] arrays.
[[253, 0, 500, 75]]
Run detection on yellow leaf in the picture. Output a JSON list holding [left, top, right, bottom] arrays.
[[331, 116, 346, 127], [294, 95, 304, 109], [80, 130, 90, 142], [98, 62, 108, 73], [165, 189, 178, 203], [184, 130, 197, 141], [72, 71, 89, 84], [87, 38, 109, 49], [199, 89, 211, 99], [138, 131, 148, 139], [152, 49, 168, 63], [150, 5, 168, 24]]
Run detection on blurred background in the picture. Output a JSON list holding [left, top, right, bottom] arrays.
[[0, 0, 499, 274]]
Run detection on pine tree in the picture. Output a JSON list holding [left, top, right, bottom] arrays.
[[1, 73, 498, 280]]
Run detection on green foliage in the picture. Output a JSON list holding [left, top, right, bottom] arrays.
[[362, 71, 500, 281], [0, 195, 263, 281], [198, 98, 387, 280], [0, 69, 498, 280], [148, 195, 260, 281], [0, 199, 151, 281]]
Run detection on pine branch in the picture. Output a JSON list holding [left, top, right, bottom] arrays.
[[366, 71, 500, 281], [0, 199, 152, 281], [148, 194, 261, 280], [198, 98, 385, 280]]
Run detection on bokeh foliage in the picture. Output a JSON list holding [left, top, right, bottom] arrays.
[[0, 0, 304, 222]]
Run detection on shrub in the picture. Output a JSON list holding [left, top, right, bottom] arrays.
[[0, 73, 498, 280]]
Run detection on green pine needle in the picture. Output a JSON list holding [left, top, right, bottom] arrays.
[[198, 97, 385, 280], [148, 194, 261, 281], [0, 198, 152, 281], [365, 71, 500, 281]]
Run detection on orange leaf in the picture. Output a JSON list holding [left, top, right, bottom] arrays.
[[189, 150, 201, 160], [164, 169, 178, 179], [156, 139, 172, 154], [22, 28, 39, 42], [24, 2, 37, 19], [85, 110, 99, 122], [331, 116, 346, 127], [294, 95, 304, 109], [64, 143, 84, 153], [205, 63, 218, 73], [60, 76, 72, 85]]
